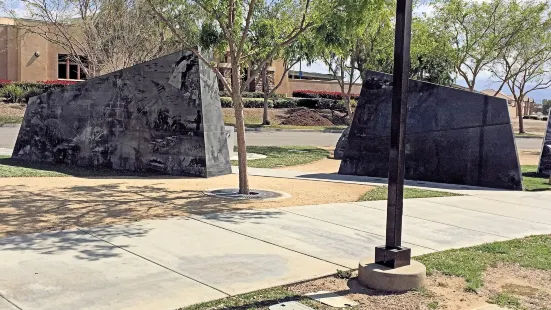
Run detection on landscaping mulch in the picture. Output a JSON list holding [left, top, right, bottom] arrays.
[[281, 108, 335, 126]]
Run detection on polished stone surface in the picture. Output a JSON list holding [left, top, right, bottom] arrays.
[[538, 111, 551, 175], [339, 71, 522, 190], [333, 126, 350, 159], [12, 50, 231, 177]]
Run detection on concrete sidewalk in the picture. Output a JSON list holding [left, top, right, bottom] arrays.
[[1, 191, 551, 310]]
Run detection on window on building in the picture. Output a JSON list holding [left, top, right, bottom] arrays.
[[58, 54, 89, 80]]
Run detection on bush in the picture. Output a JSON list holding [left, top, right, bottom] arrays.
[[295, 97, 346, 112], [0, 84, 25, 103], [219, 91, 285, 99], [293, 89, 360, 100], [273, 98, 298, 108], [220, 97, 233, 108], [23, 87, 44, 102], [0, 79, 12, 88], [220, 97, 276, 108]]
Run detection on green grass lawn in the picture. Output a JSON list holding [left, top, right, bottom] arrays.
[[180, 235, 551, 309], [514, 132, 544, 138], [417, 234, 551, 292], [243, 124, 347, 131], [359, 186, 461, 201], [0, 115, 23, 125], [0, 147, 329, 177], [0, 155, 160, 177], [522, 165, 550, 191], [231, 146, 329, 168]]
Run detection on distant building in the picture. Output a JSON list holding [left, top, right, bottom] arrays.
[[480, 89, 536, 118], [0, 17, 87, 82]]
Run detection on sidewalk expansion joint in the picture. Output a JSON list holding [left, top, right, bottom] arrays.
[[0, 293, 23, 310], [349, 202, 513, 240], [77, 227, 231, 297], [419, 198, 551, 227], [275, 206, 437, 252]]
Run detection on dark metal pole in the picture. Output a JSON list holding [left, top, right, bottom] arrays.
[[374, 0, 413, 269]]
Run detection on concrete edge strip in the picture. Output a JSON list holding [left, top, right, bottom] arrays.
[[418, 197, 551, 227], [0, 293, 23, 310], [274, 205, 438, 253], [76, 227, 231, 297], [348, 202, 513, 240]]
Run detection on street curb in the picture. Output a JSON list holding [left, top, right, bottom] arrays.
[[244, 128, 345, 133], [0, 123, 21, 127]]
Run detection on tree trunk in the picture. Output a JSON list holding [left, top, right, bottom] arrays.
[[262, 95, 270, 125], [517, 101, 525, 134], [262, 66, 270, 125], [344, 95, 352, 125], [230, 62, 249, 194]]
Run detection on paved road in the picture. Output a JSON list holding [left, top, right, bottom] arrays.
[[0, 126, 19, 148], [0, 185, 550, 309], [0, 125, 543, 149]]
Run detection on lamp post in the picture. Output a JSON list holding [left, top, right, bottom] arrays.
[[374, 0, 413, 269]]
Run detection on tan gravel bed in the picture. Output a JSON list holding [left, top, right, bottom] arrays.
[[0, 174, 372, 238], [287, 263, 551, 310]]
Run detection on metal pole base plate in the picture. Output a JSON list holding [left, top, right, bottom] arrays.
[[375, 246, 411, 268]]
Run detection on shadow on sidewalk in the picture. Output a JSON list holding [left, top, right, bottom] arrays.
[[0, 182, 287, 256]]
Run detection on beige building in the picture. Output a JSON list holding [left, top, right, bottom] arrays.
[[1, 18, 361, 97], [480, 89, 536, 118], [0, 18, 87, 82]]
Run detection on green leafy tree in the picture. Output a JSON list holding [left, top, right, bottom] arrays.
[[432, 0, 541, 91], [409, 17, 455, 85], [543, 99, 551, 115], [489, 0, 551, 133], [147, 0, 371, 194]]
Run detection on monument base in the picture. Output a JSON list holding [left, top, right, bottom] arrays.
[[375, 245, 411, 268], [358, 258, 426, 292]]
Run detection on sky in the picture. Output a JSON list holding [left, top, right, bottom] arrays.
[[2, 1, 550, 103]]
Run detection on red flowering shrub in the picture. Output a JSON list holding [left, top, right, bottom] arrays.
[[41, 80, 79, 86], [0, 79, 12, 87], [292, 90, 360, 100]]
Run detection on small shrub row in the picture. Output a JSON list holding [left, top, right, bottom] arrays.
[[221, 97, 298, 109], [0, 80, 79, 103], [292, 89, 360, 100], [295, 98, 347, 112], [220, 97, 347, 111], [219, 91, 285, 99], [0, 84, 25, 103], [0, 80, 79, 90]]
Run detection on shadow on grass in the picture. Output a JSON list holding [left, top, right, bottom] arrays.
[[0, 156, 184, 179], [521, 167, 550, 191]]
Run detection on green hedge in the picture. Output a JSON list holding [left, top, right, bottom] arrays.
[[220, 97, 298, 109], [219, 91, 285, 99]]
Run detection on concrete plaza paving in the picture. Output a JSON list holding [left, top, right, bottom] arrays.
[[1, 188, 550, 309]]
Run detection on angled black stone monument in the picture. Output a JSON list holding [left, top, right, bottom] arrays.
[[338, 71, 523, 190], [538, 111, 551, 176], [13, 50, 231, 177]]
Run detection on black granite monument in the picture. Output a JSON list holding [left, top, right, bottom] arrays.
[[338, 71, 523, 190], [538, 111, 551, 176], [13, 50, 231, 177]]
